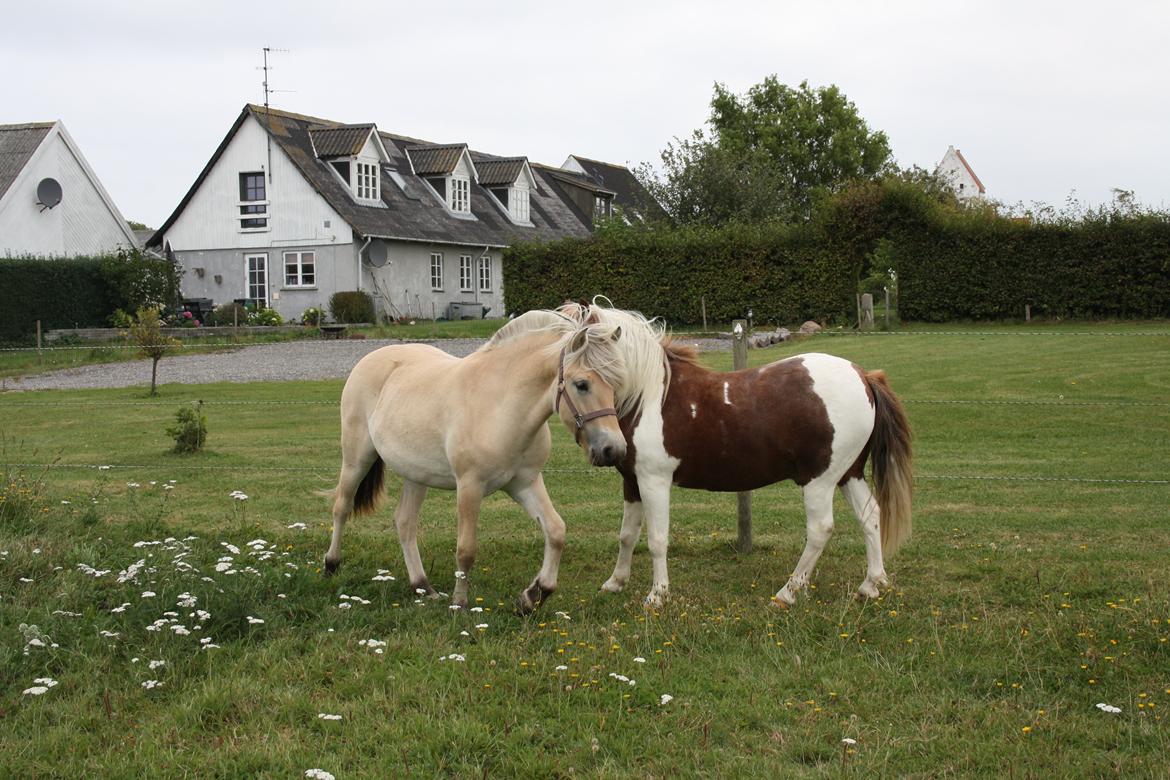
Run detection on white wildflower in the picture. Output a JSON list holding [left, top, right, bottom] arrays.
[[141, 680, 162, 690], [659, 694, 674, 706], [555, 665, 568, 671], [317, 713, 343, 721], [148, 659, 166, 670], [842, 737, 857, 745], [246, 616, 264, 625], [305, 770, 336, 780], [287, 522, 307, 530], [1096, 702, 1122, 714], [633, 657, 646, 663], [23, 686, 50, 696], [141, 591, 156, 598]]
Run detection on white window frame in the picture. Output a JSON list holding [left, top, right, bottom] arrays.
[[459, 255, 473, 292], [238, 171, 270, 232], [593, 195, 610, 221], [354, 161, 380, 201], [510, 187, 530, 223], [449, 176, 470, 213], [478, 256, 492, 292], [245, 253, 269, 308], [282, 251, 316, 289], [430, 252, 444, 291]]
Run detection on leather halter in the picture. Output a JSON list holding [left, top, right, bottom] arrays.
[[555, 343, 618, 439]]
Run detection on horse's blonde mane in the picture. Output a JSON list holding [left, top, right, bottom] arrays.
[[479, 299, 670, 420]]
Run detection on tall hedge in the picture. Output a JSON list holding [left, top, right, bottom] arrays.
[[503, 222, 859, 325], [0, 251, 183, 341], [894, 213, 1170, 321], [0, 257, 116, 341]]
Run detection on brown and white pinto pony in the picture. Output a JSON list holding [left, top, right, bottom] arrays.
[[323, 308, 629, 613], [577, 304, 913, 608]]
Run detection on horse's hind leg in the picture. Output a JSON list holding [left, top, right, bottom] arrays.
[[394, 480, 434, 596], [773, 479, 836, 607], [508, 474, 566, 614], [324, 429, 380, 575], [840, 478, 889, 599]]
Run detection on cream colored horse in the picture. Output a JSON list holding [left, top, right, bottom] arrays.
[[324, 307, 631, 612]]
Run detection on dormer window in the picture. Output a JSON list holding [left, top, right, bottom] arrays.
[[511, 188, 530, 222], [594, 195, 611, 221], [355, 161, 380, 201], [449, 176, 470, 213]]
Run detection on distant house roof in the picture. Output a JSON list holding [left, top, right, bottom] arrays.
[[310, 125, 376, 157], [151, 105, 596, 249], [476, 157, 528, 187], [0, 122, 54, 202], [563, 155, 665, 220], [953, 148, 985, 194]]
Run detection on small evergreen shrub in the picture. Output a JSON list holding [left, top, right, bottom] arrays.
[[166, 401, 207, 454], [329, 291, 376, 324]]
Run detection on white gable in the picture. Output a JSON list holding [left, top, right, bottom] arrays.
[[162, 114, 353, 251], [935, 146, 985, 201], [561, 155, 587, 175], [0, 123, 137, 256]]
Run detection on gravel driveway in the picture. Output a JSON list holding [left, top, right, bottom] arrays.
[[2, 336, 730, 392]]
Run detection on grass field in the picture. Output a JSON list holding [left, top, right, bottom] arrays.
[[2, 325, 1169, 777]]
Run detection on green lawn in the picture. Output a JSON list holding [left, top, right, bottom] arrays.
[[1, 326, 1168, 777]]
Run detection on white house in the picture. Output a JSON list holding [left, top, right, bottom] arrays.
[[0, 121, 138, 256], [935, 145, 986, 202], [149, 105, 655, 322]]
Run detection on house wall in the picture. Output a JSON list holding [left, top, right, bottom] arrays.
[[172, 241, 359, 322], [362, 240, 506, 320], [162, 115, 354, 252], [0, 129, 135, 256], [937, 147, 983, 201]]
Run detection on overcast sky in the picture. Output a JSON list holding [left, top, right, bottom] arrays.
[[3, 0, 1167, 227]]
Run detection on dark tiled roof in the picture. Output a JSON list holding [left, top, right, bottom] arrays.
[[152, 106, 604, 250], [536, 165, 616, 196], [476, 158, 527, 187], [0, 122, 54, 203], [310, 125, 375, 157], [406, 144, 468, 176], [568, 155, 667, 220]]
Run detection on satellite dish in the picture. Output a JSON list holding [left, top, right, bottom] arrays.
[[366, 240, 388, 268], [36, 178, 62, 210]]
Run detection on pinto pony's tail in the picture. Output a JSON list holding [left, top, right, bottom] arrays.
[[865, 370, 913, 555]]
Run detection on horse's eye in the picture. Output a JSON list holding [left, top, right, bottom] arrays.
[[574, 379, 590, 393]]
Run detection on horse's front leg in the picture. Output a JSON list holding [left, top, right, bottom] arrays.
[[451, 479, 483, 609], [601, 494, 643, 593], [507, 474, 565, 614], [639, 475, 673, 608]]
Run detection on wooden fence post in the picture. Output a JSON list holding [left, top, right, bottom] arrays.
[[36, 320, 43, 365], [701, 296, 707, 330], [732, 319, 752, 554]]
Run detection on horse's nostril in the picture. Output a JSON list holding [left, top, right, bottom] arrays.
[[602, 445, 614, 462]]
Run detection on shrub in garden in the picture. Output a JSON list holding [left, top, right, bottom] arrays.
[[208, 303, 249, 326], [247, 307, 284, 326], [301, 306, 324, 326], [329, 291, 376, 324], [166, 401, 208, 454]]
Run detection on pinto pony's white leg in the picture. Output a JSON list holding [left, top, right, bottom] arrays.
[[602, 500, 644, 593], [774, 480, 836, 607], [508, 475, 566, 614], [841, 478, 889, 598], [392, 480, 432, 595], [639, 476, 673, 607]]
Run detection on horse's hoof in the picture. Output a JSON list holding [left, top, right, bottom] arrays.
[[600, 578, 625, 594], [855, 581, 881, 600], [770, 594, 792, 610], [323, 559, 340, 576], [643, 591, 666, 609]]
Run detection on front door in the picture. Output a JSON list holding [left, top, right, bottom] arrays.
[[246, 253, 269, 308]]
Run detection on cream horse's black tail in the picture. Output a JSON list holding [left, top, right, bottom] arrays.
[[352, 457, 385, 516]]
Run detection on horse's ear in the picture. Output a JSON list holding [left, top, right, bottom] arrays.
[[611, 326, 622, 342], [569, 327, 589, 353]]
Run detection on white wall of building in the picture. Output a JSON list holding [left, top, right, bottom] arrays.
[[0, 125, 136, 256], [936, 146, 984, 201], [364, 241, 505, 320], [162, 115, 353, 252]]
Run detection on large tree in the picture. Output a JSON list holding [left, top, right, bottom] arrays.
[[639, 77, 893, 225]]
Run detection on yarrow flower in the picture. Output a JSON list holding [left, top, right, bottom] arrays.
[[246, 616, 265, 625], [1096, 702, 1122, 714], [305, 770, 336, 780], [141, 680, 163, 690], [659, 694, 674, 706], [842, 737, 857, 745], [229, 490, 248, 501], [317, 713, 342, 721]]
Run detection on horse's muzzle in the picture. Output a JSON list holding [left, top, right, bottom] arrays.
[[588, 438, 626, 467]]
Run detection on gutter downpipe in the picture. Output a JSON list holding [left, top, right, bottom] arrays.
[[357, 236, 373, 292]]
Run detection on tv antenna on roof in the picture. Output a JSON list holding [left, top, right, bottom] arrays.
[[259, 47, 294, 111]]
